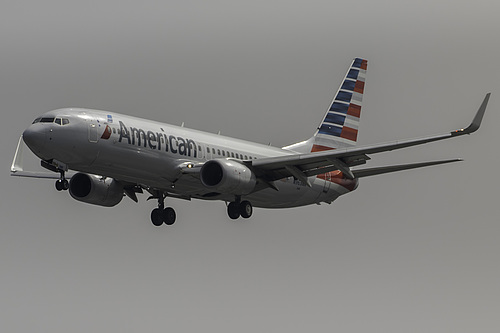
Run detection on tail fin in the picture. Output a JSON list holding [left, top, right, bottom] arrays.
[[311, 58, 367, 152]]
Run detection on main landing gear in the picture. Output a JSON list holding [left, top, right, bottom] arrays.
[[227, 199, 253, 220], [150, 192, 176, 226]]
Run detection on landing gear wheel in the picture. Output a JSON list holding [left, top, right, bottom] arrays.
[[227, 202, 241, 220], [240, 200, 253, 219], [151, 208, 164, 226], [55, 178, 69, 191], [163, 207, 176, 225]]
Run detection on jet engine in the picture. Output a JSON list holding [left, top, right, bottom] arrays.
[[200, 159, 257, 195], [69, 173, 124, 207]]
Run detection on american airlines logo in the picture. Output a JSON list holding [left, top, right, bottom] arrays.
[[101, 125, 112, 140], [118, 121, 198, 157]]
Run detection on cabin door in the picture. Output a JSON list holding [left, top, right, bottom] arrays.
[[88, 118, 98, 143]]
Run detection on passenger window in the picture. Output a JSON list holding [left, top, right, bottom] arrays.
[[198, 146, 202, 151], [207, 147, 210, 153], [55, 118, 62, 125], [212, 148, 215, 154], [235, 153, 239, 159], [231, 152, 235, 158], [222, 151, 225, 156], [113, 128, 116, 134], [217, 149, 221, 155], [245, 155, 248, 160]]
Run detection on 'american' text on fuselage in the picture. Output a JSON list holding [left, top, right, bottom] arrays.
[[118, 121, 198, 158]]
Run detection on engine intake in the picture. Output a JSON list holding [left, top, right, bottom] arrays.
[[200, 159, 256, 195], [69, 173, 124, 207]]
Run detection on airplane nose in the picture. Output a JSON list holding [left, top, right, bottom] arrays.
[[23, 125, 46, 153]]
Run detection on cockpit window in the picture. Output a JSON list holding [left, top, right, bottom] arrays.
[[40, 117, 55, 123], [41, 117, 70, 125]]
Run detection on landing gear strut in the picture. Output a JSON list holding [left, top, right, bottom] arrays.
[[227, 198, 253, 220], [41, 160, 69, 192], [150, 192, 176, 226]]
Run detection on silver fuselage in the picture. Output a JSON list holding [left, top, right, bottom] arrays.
[[23, 108, 356, 208]]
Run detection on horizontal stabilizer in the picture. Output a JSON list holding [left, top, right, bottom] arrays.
[[352, 159, 462, 178]]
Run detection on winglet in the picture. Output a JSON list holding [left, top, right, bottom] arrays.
[[11, 135, 25, 174], [454, 93, 490, 135], [11, 135, 68, 179]]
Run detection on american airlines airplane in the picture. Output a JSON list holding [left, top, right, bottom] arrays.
[[11, 58, 490, 226]]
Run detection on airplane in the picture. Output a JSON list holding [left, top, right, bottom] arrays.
[[11, 58, 490, 226]]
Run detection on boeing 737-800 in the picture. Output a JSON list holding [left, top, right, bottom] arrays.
[[11, 58, 490, 226]]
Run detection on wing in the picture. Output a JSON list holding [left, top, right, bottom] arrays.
[[247, 93, 490, 185]]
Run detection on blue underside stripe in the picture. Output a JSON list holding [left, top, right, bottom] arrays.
[[346, 69, 359, 80], [324, 113, 346, 126], [341, 80, 356, 91], [335, 91, 352, 103], [318, 124, 342, 137], [330, 102, 349, 113]]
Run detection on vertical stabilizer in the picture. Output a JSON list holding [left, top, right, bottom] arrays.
[[311, 58, 367, 152]]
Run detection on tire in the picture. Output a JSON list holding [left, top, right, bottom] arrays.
[[163, 207, 176, 225], [55, 180, 63, 191], [227, 202, 240, 220], [151, 208, 164, 226], [240, 200, 253, 219]]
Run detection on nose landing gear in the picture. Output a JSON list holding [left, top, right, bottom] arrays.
[[40, 159, 69, 192], [55, 177, 69, 191], [55, 169, 69, 191]]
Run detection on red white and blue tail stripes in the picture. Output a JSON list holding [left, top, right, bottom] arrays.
[[312, 58, 367, 151]]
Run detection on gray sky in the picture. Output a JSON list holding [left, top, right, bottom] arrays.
[[1, 1, 499, 332]]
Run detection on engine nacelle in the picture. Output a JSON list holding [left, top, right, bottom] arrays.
[[69, 173, 124, 207], [200, 159, 257, 195]]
